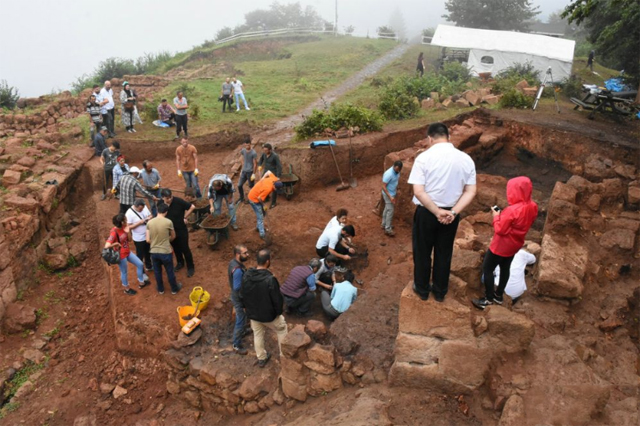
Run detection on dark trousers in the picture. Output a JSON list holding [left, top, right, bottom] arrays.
[[162, 113, 176, 127], [237, 171, 255, 201], [283, 291, 315, 314], [316, 246, 329, 258], [108, 109, 116, 135], [119, 204, 132, 215], [269, 187, 278, 206], [125, 109, 134, 130], [222, 94, 233, 112], [412, 206, 459, 299], [482, 249, 514, 300], [175, 115, 188, 137], [102, 112, 114, 136], [318, 271, 333, 286], [134, 240, 152, 269], [171, 231, 194, 270], [321, 291, 340, 320], [151, 252, 179, 293], [230, 290, 246, 347], [103, 169, 114, 194]]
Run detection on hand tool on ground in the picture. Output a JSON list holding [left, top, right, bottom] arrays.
[[328, 141, 350, 191], [182, 294, 203, 321], [348, 129, 357, 188]]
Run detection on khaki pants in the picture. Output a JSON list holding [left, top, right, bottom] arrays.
[[250, 315, 288, 361]]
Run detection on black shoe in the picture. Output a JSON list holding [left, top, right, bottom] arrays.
[[472, 298, 493, 310], [172, 282, 183, 295], [434, 295, 445, 303], [233, 345, 248, 355], [100, 194, 107, 201], [258, 352, 271, 368], [412, 283, 429, 301], [493, 295, 504, 305], [124, 288, 137, 296], [175, 263, 185, 271], [269, 203, 277, 209], [296, 310, 313, 318], [138, 280, 150, 289], [187, 268, 195, 278]]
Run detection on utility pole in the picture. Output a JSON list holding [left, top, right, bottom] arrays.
[[335, 0, 338, 36]]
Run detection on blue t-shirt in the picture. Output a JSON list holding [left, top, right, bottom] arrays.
[[330, 280, 357, 313], [382, 167, 400, 197]]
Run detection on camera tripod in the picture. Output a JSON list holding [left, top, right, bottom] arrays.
[[533, 67, 560, 113]]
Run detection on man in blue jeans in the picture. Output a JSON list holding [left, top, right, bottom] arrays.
[[228, 244, 250, 355], [175, 138, 201, 198], [146, 203, 182, 295]]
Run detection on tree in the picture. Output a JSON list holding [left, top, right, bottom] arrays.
[[443, 0, 540, 31], [377, 26, 397, 38], [344, 25, 355, 35], [0, 80, 20, 110], [216, 27, 234, 41], [243, 2, 324, 30], [562, 0, 640, 86], [388, 7, 407, 41]]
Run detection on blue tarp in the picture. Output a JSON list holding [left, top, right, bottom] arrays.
[[604, 78, 631, 93]]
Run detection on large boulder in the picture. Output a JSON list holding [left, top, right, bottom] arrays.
[[281, 325, 310, 358], [482, 305, 535, 353], [450, 249, 482, 285], [3, 303, 37, 333], [536, 234, 588, 299]]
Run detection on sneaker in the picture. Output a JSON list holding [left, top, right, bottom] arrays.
[[158, 290, 165, 295], [231, 223, 238, 231], [434, 295, 445, 303], [269, 203, 277, 209], [173, 136, 180, 141], [246, 107, 250, 110], [236, 108, 240, 112], [124, 288, 137, 296], [233, 345, 248, 355], [187, 268, 195, 278], [472, 298, 493, 310], [101, 194, 107, 201], [412, 283, 429, 301], [175, 263, 185, 271], [493, 295, 504, 305], [145, 266, 153, 272], [385, 229, 396, 237], [172, 282, 183, 295], [127, 129, 133, 133], [138, 280, 150, 289], [380, 224, 385, 229], [131, 128, 137, 133], [258, 352, 271, 368]]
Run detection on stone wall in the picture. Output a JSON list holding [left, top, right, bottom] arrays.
[[163, 320, 370, 414]]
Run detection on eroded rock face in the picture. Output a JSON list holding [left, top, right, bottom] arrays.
[[536, 234, 588, 299]]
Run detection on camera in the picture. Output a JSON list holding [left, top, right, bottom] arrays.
[[492, 205, 501, 212]]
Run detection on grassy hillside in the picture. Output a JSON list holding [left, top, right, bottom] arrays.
[[125, 36, 396, 140]]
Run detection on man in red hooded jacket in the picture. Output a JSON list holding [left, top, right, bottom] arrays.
[[473, 176, 538, 309]]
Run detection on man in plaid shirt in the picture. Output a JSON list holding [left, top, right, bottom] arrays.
[[116, 166, 159, 214]]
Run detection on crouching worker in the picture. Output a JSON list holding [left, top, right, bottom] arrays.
[[280, 258, 332, 317], [321, 267, 357, 320], [240, 249, 288, 368], [315, 254, 338, 287], [315, 224, 356, 261], [207, 173, 238, 231]]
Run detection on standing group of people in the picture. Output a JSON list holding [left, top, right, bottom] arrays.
[[87, 81, 143, 142], [220, 77, 250, 112]]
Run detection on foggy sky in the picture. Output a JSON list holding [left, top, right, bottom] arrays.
[[1, 0, 570, 97]]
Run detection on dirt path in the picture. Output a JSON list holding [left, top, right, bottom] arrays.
[[261, 43, 411, 142]]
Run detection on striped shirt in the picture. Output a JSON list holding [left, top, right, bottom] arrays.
[[86, 101, 102, 123], [116, 174, 155, 206]]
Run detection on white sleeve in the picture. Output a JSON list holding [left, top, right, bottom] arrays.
[[524, 252, 537, 265], [125, 211, 135, 225], [328, 228, 340, 249], [407, 157, 425, 185], [465, 157, 477, 185]]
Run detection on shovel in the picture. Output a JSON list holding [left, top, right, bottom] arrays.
[[183, 294, 203, 321], [328, 141, 350, 191], [348, 129, 357, 188]]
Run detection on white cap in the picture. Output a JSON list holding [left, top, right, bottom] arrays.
[[129, 166, 141, 174]]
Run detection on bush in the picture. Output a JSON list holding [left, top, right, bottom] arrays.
[[142, 99, 159, 122], [492, 62, 542, 96], [378, 84, 420, 120], [135, 51, 174, 75], [0, 80, 20, 110], [70, 74, 99, 94], [93, 58, 137, 83], [440, 61, 472, 83], [295, 103, 383, 139], [557, 74, 583, 98], [499, 89, 534, 109], [216, 26, 234, 41]]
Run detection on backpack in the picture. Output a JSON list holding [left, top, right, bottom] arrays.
[[102, 229, 121, 265]]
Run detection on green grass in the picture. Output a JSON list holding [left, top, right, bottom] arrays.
[[338, 44, 441, 108], [572, 57, 620, 86], [123, 36, 396, 141]]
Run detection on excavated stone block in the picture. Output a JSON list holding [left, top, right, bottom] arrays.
[[537, 234, 588, 299], [281, 324, 311, 358], [398, 282, 474, 341], [483, 306, 535, 353], [394, 332, 442, 365]]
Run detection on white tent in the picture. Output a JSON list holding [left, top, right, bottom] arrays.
[[430, 25, 576, 81]]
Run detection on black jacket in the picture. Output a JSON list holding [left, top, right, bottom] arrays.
[[240, 268, 283, 323]]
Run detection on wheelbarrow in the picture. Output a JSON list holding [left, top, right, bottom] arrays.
[[187, 197, 211, 230], [280, 164, 299, 200], [199, 201, 242, 248]]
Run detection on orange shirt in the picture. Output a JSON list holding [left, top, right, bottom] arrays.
[[176, 144, 197, 172], [248, 174, 278, 203]]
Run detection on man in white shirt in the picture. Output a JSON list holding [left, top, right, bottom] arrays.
[[408, 122, 477, 302], [315, 225, 356, 261], [99, 80, 116, 137], [231, 77, 250, 111], [126, 198, 153, 271]]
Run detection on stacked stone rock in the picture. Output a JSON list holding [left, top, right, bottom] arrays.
[[420, 88, 501, 110]]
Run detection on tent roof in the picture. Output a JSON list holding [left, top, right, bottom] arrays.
[[431, 24, 575, 62]]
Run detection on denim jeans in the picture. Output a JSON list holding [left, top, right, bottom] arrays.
[[151, 252, 180, 293], [148, 189, 161, 216], [182, 171, 202, 198], [230, 289, 246, 347], [234, 93, 249, 110], [249, 201, 265, 237], [118, 253, 145, 287], [213, 195, 236, 225], [381, 190, 395, 231], [237, 171, 255, 201]]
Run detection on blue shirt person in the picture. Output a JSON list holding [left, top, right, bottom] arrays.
[[381, 161, 403, 236]]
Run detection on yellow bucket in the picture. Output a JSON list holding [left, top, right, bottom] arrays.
[[189, 286, 210, 311], [177, 306, 200, 328]]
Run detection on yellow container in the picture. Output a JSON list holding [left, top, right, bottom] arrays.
[[189, 286, 210, 311], [177, 306, 200, 328]]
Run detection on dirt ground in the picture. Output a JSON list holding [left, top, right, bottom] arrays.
[[1, 100, 638, 425]]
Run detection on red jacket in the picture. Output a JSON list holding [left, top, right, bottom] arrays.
[[489, 177, 538, 257]]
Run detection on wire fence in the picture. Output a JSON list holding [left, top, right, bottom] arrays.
[[377, 32, 399, 41]]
